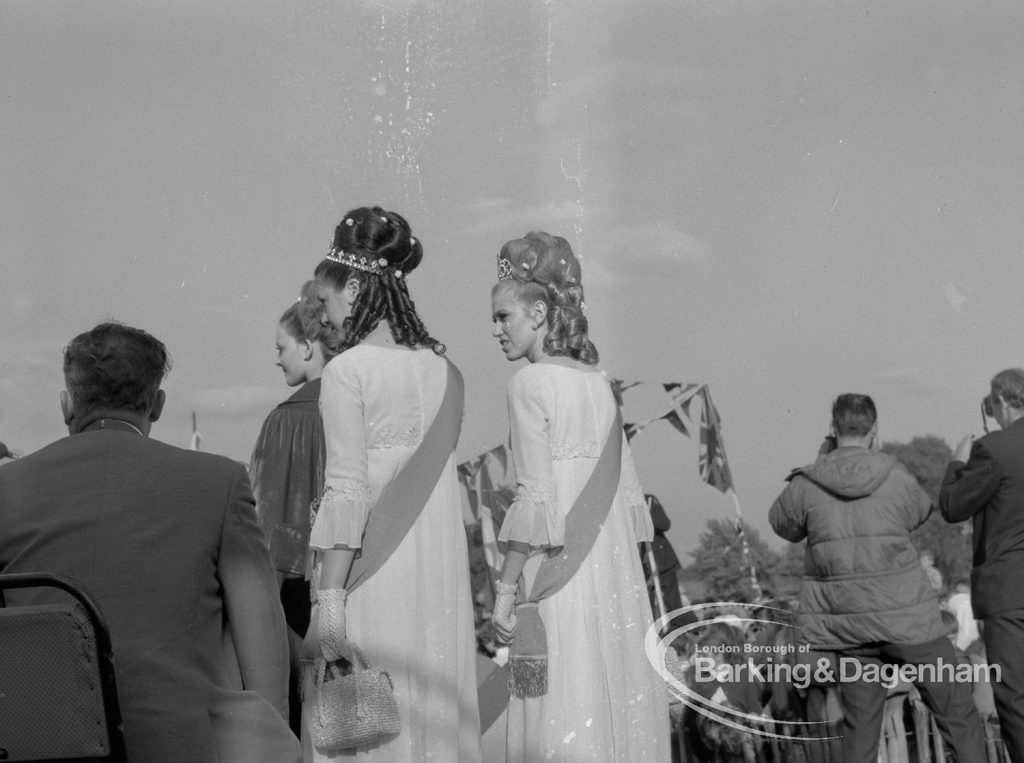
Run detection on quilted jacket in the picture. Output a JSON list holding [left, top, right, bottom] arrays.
[[770, 446, 945, 649]]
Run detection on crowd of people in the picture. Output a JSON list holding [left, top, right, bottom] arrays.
[[0, 207, 669, 762], [2, 205, 1024, 763], [671, 388, 1024, 763]]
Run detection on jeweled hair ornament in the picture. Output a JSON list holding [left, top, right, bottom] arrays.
[[324, 244, 384, 275], [497, 257, 514, 281]]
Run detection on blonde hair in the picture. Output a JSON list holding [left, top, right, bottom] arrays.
[[497, 231, 598, 365]]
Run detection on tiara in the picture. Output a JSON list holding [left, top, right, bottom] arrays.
[[497, 257, 514, 281], [324, 246, 387, 276]]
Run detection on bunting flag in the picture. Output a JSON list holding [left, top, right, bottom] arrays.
[[609, 378, 644, 407], [660, 382, 703, 438], [460, 379, 755, 612], [696, 386, 734, 494], [457, 444, 515, 585], [664, 382, 703, 414], [623, 421, 645, 442], [660, 409, 690, 438], [457, 445, 518, 732], [459, 380, 739, 539]]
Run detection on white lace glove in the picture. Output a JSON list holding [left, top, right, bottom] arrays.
[[316, 587, 347, 662], [492, 581, 518, 645]]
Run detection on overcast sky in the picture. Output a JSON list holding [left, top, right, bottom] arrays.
[[3, 0, 1022, 557]]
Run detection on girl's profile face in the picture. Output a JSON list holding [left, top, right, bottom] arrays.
[[491, 284, 544, 363], [317, 279, 356, 333], [275, 324, 308, 387]]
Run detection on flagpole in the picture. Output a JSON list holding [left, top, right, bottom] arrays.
[[189, 411, 201, 451], [644, 497, 667, 623], [474, 460, 496, 609], [727, 487, 763, 602], [625, 379, 764, 602]]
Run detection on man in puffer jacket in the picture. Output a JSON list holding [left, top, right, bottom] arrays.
[[770, 393, 986, 763]]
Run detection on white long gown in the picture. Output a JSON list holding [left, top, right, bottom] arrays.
[[499, 362, 671, 762], [304, 345, 481, 762]]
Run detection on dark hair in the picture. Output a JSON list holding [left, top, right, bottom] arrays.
[[496, 231, 598, 365], [831, 393, 877, 437], [991, 368, 1024, 409], [314, 206, 444, 354], [279, 280, 337, 359], [63, 322, 171, 415]]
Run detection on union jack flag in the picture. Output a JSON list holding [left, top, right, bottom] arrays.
[[661, 382, 703, 437], [457, 444, 515, 584], [696, 386, 733, 494]]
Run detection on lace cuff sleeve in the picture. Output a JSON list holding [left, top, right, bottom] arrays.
[[309, 480, 373, 550], [497, 484, 565, 551]]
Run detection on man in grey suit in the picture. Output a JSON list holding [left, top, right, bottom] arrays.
[[0, 322, 299, 762]]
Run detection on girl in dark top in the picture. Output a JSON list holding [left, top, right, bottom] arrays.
[[249, 281, 335, 734]]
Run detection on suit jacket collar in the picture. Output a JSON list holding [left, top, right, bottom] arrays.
[[77, 416, 147, 436]]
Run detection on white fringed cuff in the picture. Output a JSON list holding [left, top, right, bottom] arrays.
[[309, 480, 373, 550]]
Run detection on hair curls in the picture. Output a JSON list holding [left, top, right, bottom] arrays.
[[315, 206, 444, 354], [280, 281, 338, 360], [498, 231, 598, 365]]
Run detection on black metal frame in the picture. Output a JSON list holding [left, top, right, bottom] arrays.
[[0, 572, 127, 762]]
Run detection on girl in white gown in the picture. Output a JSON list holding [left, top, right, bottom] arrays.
[[302, 206, 480, 762], [489, 232, 671, 762]]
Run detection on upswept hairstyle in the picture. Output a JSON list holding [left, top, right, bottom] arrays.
[[991, 368, 1024, 409], [280, 280, 338, 361], [314, 206, 444, 354], [831, 393, 877, 437], [63, 322, 171, 415], [497, 231, 598, 365]]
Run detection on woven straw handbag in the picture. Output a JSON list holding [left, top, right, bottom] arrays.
[[310, 640, 401, 751]]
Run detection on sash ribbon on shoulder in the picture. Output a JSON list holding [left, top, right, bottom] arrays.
[[509, 407, 623, 698], [345, 358, 464, 593]]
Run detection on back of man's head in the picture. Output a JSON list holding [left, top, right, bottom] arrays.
[[63, 322, 171, 416], [990, 368, 1024, 410], [831, 393, 877, 437]]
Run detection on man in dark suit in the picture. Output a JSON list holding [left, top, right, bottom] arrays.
[[640, 493, 684, 619], [0, 322, 299, 762], [940, 367, 1024, 763]]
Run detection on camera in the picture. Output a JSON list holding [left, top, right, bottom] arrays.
[[981, 394, 994, 433]]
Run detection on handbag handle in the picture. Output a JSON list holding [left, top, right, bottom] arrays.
[[336, 638, 371, 671], [318, 638, 372, 678]]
